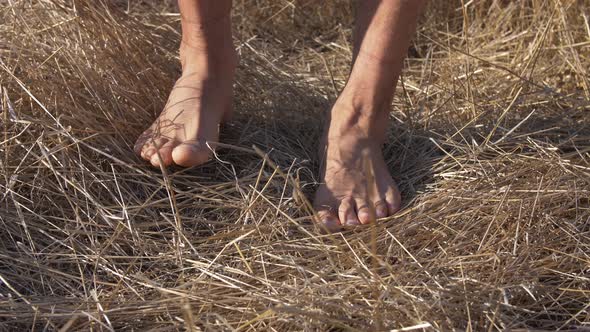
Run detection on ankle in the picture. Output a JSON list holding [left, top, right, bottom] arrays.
[[179, 41, 237, 75], [179, 14, 236, 73], [327, 92, 389, 142]]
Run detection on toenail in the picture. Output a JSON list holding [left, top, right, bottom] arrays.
[[180, 142, 203, 152], [321, 217, 340, 231], [182, 144, 196, 151], [358, 211, 373, 223], [345, 219, 359, 226], [376, 205, 388, 218], [324, 219, 338, 228], [388, 202, 402, 214]]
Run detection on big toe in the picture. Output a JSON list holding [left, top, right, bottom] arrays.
[[316, 210, 341, 233], [374, 199, 389, 219], [385, 184, 402, 215], [171, 142, 211, 167]]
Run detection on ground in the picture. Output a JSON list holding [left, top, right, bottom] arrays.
[[1, 1, 589, 331]]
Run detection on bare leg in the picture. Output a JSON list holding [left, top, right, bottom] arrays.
[[314, 0, 426, 230], [134, 0, 236, 167]]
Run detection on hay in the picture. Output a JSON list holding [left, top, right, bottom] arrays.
[[1, 0, 589, 330]]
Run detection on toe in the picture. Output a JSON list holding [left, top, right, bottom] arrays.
[[317, 209, 341, 232], [139, 136, 169, 162], [150, 141, 176, 167], [338, 197, 359, 226], [141, 145, 157, 161], [374, 200, 389, 219], [385, 184, 402, 215], [172, 141, 211, 167], [134, 129, 153, 156], [355, 198, 375, 225], [134, 140, 143, 156]]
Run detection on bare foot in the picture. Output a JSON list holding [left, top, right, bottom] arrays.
[[134, 17, 236, 168], [314, 95, 401, 231]]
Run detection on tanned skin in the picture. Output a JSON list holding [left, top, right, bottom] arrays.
[[134, 0, 426, 231]]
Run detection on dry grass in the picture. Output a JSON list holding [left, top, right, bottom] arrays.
[[1, 0, 590, 330]]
